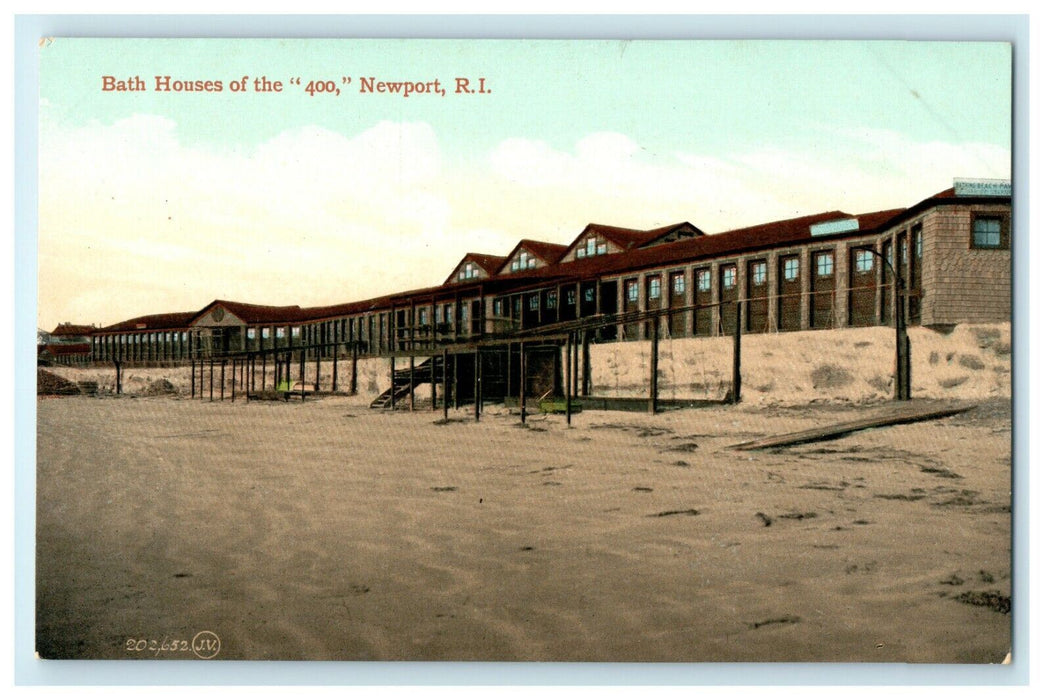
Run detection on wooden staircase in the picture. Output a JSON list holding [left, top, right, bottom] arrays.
[[369, 356, 443, 409]]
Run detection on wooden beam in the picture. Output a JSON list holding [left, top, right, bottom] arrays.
[[649, 319, 659, 415], [519, 341, 527, 424], [732, 301, 742, 404], [731, 402, 976, 451], [442, 348, 449, 420]]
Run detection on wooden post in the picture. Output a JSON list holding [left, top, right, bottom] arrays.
[[351, 342, 358, 396], [409, 356, 415, 412], [209, 360, 214, 402], [220, 360, 226, 401], [474, 347, 481, 422], [519, 341, 527, 424], [389, 355, 396, 411], [453, 353, 460, 409], [114, 360, 122, 396], [190, 360, 195, 399], [261, 353, 267, 392], [332, 345, 338, 393], [649, 320, 659, 415], [231, 359, 236, 402], [430, 353, 436, 410], [315, 348, 321, 391], [571, 329, 579, 399], [300, 351, 307, 401], [582, 329, 591, 397], [732, 301, 742, 404], [442, 348, 449, 420], [566, 333, 573, 426]]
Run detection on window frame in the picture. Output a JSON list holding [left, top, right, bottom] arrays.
[[970, 212, 1010, 250], [815, 252, 834, 278]]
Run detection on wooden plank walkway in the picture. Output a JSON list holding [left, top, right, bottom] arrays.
[[729, 401, 977, 451]]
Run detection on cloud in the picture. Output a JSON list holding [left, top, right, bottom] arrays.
[[38, 117, 1011, 329]]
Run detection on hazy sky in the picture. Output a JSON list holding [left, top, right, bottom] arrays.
[[37, 38, 1012, 329]]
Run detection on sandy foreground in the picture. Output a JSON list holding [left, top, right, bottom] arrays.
[[36, 392, 1011, 662]]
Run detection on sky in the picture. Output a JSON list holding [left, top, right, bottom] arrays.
[[37, 38, 1012, 330]]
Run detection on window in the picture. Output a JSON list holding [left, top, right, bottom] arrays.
[[419, 308, 429, 325], [855, 249, 874, 273], [584, 287, 595, 303], [783, 257, 799, 282], [529, 294, 540, 311], [566, 290, 576, 305], [696, 268, 711, 292], [751, 261, 767, 286], [458, 262, 480, 281], [291, 327, 301, 338], [444, 305, 453, 323], [247, 328, 257, 339], [914, 230, 923, 258], [672, 272, 685, 295], [815, 253, 833, 277], [576, 236, 607, 259], [493, 300, 503, 317], [545, 291, 557, 309], [626, 280, 639, 302], [722, 265, 737, 289], [511, 251, 535, 272], [262, 327, 271, 339], [648, 277, 661, 300]]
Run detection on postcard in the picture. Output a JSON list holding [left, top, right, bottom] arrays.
[[35, 37, 1013, 664]]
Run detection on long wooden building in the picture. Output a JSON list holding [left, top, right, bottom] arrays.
[[88, 179, 1012, 372]]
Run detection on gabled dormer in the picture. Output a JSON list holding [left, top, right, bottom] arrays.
[[558, 224, 639, 264], [499, 240, 567, 275], [444, 253, 506, 286], [559, 222, 703, 264], [637, 221, 705, 248]]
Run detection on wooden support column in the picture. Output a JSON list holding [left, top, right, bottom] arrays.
[[332, 346, 338, 393], [191, 360, 196, 398], [453, 353, 460, 409], [220, 360, 226, 401], [351, 342, 358, 395], [114, 360, 122, 396], [261, 353, 267, 392], [315, 349, 321, 391], [571, 329, 579, 398], [519, 342, 527, 424], [649, 320, 659, 415], [409, 356, 415, 412], [582, 330, 591, 397], [565, 333, 573, 426], [442, 348, 449, 420], [430, 353, 436, 410], [231, 360, 236, 402], [474, 347, 482, 422], [300, 351, 307, 401], [389, 355, 396, 411], [732, 301, 742, 404], [209, 360, 214, 402]]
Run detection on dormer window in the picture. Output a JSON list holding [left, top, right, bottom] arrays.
[[458, 262, 480, 281], [575, 235, 608, 259], [510, 251, 537, 272]]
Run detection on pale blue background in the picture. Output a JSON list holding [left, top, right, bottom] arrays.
[[13, 13, 1030, 686]]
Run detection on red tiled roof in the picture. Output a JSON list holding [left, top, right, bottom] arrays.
[[197, 300, 305, 325], [100, 312, 198, 333], [517, 239, 567, 264], [50, 323, 95, 336]]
